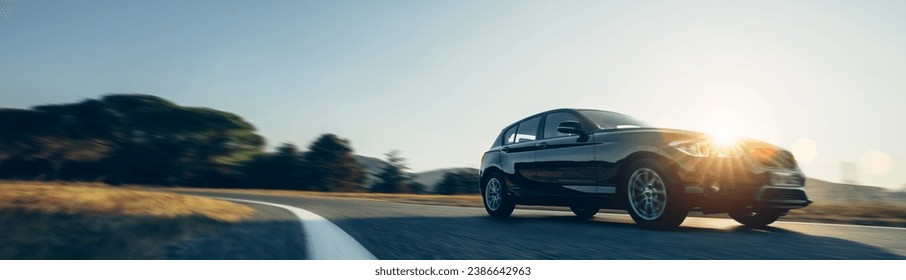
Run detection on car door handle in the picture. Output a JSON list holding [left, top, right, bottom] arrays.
[[536, 142, 549, 149], [501, 146, 511, 152]]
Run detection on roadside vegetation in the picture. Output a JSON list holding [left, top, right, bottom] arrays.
[[0, 94, 481, 195], [0, 94, 368, 192], [0, 182, 253, 259]]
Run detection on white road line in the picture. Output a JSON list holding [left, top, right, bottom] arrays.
[[218, 197, 377, 260]]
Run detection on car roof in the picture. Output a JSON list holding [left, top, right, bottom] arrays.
[[505, 108, 622, 127]]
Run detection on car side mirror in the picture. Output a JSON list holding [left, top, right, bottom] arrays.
[[557, 121, 585, 135]]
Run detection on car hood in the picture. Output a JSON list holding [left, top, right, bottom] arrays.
[[596, 127, 788, 151], [596, 127, 708, 141]]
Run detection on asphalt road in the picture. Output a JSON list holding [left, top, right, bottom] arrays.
[[177, 190, 906, 260]]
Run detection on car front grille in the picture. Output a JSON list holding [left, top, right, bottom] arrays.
[[759, 188, 808, 201]]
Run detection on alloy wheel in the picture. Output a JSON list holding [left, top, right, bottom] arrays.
[[628, 168, 667, 220], [485, 178, 502, 211]]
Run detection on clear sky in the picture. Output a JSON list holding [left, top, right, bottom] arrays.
[[2, 0, 904, 189]]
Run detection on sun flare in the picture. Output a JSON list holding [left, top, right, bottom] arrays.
[[704, 119, 742, 147]]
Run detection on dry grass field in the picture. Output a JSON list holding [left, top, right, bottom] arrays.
[[0, 182, 254, 259]]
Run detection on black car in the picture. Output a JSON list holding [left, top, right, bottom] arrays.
[[479, 109, 811, 229]]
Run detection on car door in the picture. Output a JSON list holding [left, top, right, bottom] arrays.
[[499, 116, 542, 194], [533, 112, 598, 196]]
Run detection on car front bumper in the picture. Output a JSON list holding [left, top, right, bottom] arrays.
[[670, 154, 813, 213]]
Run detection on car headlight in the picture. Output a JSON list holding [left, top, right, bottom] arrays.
[[670, 140, 742, 158]]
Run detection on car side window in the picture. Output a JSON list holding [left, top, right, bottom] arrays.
[[514, 116, 540, 143], [543, 112, 580, 139], [502, 125, 517, 145]]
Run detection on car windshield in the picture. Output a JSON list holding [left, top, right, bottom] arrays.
[[577, 110, 651, 130]]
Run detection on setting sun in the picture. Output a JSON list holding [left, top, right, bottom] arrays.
[[705, 121, 742, 147]]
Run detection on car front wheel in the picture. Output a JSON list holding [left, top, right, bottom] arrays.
[[483, 173, 516, 218], [624, 159, 688, 229]]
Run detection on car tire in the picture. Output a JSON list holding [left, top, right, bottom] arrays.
[[623, 159, 688, 230], [570, 205, 600, 220], [729, 209, 783, 228], [483, 172, 516, 218]]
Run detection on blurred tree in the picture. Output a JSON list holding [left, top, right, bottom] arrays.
[[408, 181, 427, 194], [301, 134, 365, 192], [434, 170, 480, 195], [0, 157, 54, 180], [371, 150, 414, 193], [240, 143, 307, 189], [0, 109, 63, 159], [58, 160, 108, 182], [0, 94, 265, 186]]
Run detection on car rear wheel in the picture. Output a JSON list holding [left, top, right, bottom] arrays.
[[483, 173, 515, 218], [624, 159, 688, 230], [570, 204, 600, 220], [729, 209, 783, 228]]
